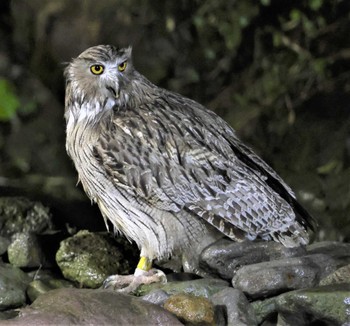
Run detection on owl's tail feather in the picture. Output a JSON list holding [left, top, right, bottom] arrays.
[[272, 221, 311, 248], [228, 139, 317, 238]]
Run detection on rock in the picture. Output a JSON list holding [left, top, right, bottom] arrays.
[[164, 293, 214, 325], [307, 241, 350, 257], [251, 297, 277, 325], [26, 268, 75, 302], [200, 239, 305, 279], [211, 288, 258, 326], [7, 232, 44, 268], [251, 284, 350, 325], [138, 278, 229, 298], [6, 288, 183, 325], [320, 263, 350, 285], [276, 312, 310, 326], [0, 310, 19, 320], [141, 289, 170, 306], [232, 253, 348, 298], [0, 263, 31, 311], [166, 272, 203, 282], [0, 197, 52, 237], [27, 278, 75, 303], [56, 230, 131, 288], [275, 284, 350, 325], [0, 236, 10, 255]]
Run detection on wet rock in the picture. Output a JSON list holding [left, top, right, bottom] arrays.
[[7, 288, 182, 325], [275, 284, 350, 325], [251, 297, 277, 325], [27, 278, 75, 303], [276, 312, 310, 326], [56, 230, 131, 288], [0, 197, 53, 237], [138, 278, 229, 298], [7, 232, 44, 268], [252, 283, 350, 325], [141, 289, 170, 306], [164, 292, 214, 325], [166, 272, 202, 282], [0, 236, 10, 255], [200, 239, 305, 279], [307, 241, 350, 257], [320, 263, 350, 285], [0, 263, 31, 310], [0, 310, 19, 320], [211, 288, 258, 326], [26, 269, 75, 302], [232, 253, 349, 298]]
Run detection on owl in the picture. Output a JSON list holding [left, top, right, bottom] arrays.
[[64, 45, 314, 291]]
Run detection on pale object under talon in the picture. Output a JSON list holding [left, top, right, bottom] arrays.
[[103, 268, 167, 293]]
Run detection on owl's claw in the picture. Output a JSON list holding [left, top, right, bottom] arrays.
[[103, 268, 167, 293]]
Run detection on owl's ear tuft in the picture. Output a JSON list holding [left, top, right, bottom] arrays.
[[125, 46, 132, 59]]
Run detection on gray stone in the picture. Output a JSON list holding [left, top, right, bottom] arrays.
[[27, 278, 75, 303], [320, 263, 350, 285], [0, 263, 31, 311], [141, 289, 170, 305], [277, 312, 309, 326], [200, 239, 305, 280], [0, 197, 52, 237], [6, 288, 183, 325], [307, 241, 350, 257], [232, 253, 343, 298], [56, 230, 130, 288], [26, 268, 75, 302], [211, 288, 257, 326], [0, 236, 10, 255], [0, 310, 19, 320], [275, 284, 350, 325], [251, 297, 277, 325], [8, 232, 44, 268], [138, 278, 229, 298]]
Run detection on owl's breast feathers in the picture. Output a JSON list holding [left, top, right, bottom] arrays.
[[92, 90, 315, 247]]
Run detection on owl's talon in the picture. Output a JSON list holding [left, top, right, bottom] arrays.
[[103, 268, 167, 293], [103, 274, 135, 289]]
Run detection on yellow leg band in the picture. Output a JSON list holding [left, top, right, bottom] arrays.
[[137, 256, 152, 271]]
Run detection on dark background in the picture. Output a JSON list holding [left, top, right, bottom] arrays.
[[0, 0, 349, 241]]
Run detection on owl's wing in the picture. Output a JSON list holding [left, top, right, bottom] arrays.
[[94, 93, 313, 242]]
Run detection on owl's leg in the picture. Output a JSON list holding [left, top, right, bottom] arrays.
[[103, 256, 167, 293]]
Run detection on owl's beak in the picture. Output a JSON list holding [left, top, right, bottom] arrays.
[[106, 86, 120, 99]]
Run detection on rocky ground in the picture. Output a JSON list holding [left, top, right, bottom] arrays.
[[1, 197, 350, 326]]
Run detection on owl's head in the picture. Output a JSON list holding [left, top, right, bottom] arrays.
[[65, 44, 135, 100], [65, 44, 158, 127]]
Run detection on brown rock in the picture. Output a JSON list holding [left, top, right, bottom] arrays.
[[164, 293, 215, 325], [5, 288, 182, 325]]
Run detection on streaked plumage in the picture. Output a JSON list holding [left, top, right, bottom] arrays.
[[64, 45, 314, 272]]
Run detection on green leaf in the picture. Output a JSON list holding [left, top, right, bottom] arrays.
[[260, 0, 270, 6], [0, 79, 20, 121], [290, 9, 301, 23], [309, 0, 323, 11], [317, 160, 342, 175], [19, 100, 38, 116]]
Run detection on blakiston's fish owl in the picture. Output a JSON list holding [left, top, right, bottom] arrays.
[[64, 45, 314, 291]]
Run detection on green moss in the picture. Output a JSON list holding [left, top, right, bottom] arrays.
[[56, 231, 130, 288]]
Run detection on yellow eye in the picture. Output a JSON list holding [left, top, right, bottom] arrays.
[[90, 65, 104, 75], [118, 61, 127, 72]]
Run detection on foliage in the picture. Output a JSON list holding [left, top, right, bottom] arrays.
[[2, 0, 350, 239], [0, 79, 20, 121], [200, 0, 349, 127]]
